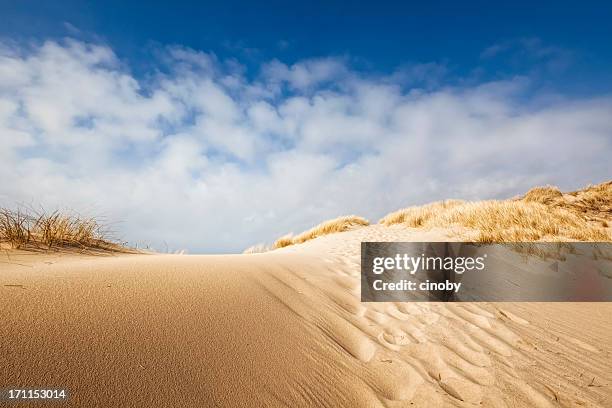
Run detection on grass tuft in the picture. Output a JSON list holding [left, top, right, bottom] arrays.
[[0, 208, 126, 251], [242, 243, 271, 254], [379, 200, 465, 227], [273, 234, 295, 249], [272, 216, 369, 249], [522, 185, 564, 205]]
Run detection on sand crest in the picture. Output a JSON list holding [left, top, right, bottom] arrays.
[[1, 225, 611, 407]]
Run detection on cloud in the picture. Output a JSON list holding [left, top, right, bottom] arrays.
[[481, 37, 574, 74], [0, 39, 611, 252], [262, 57, 349, 91]]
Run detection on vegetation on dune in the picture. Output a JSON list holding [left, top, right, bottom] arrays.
[[0, 208, 127, 252], [379, 200, 465, 227], [273, 234, 296, 249], [272, 215, 370, 249], [242, 243, 271, 254], [379, 181, 612, 242], [521, 185, 564, 205], [5, 182, 608, 254], [251, 181, 611, 253], [522, 182, 612, 226]]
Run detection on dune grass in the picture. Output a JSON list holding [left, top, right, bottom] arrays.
[[0, 208, 125, 252], [522, 185, 564, 205], [242, 243, 271, 254], [253, 181, 611, 253], [273, 234, 296, 249], [379, 181, 612, 242], [379, 200, 465, 227], [534, 182, 612, 225], [272, 215, 369, 249]]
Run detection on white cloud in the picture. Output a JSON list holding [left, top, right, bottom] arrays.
[[262, 57, 349, 91], [0, 39, 611, 252], [480, 38, 574, 74]]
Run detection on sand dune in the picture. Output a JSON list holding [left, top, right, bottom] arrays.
[[1, 224, 611, 407]]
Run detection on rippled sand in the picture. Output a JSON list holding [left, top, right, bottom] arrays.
[[1, 225, 611, 407]]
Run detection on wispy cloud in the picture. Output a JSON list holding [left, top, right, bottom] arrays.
[[481, 37, 574, 74], [1, 39, 610, 252]]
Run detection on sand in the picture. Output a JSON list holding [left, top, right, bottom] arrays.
[[1, 225, 611, 407]]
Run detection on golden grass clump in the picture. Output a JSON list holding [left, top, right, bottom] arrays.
[[379, 181, 612, 242], [561, 181, 612, 222], [0, 209, 31, 248], [273, 234, 295, 249], [522, 185, 564, 205], [438, 201, 608, 242], [293, 215, 369, 244], [0, 208, 121, 251], [379, 200, 465, 227], [272, 216, 369, 249]]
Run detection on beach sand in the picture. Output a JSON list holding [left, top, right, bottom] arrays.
[[1, 225, 611, 407]]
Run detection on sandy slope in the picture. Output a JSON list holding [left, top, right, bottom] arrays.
[[1, 225, 611, 407]]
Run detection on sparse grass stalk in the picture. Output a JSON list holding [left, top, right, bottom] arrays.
[[0, 208, 119, 251]]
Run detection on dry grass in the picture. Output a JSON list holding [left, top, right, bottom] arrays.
[[273, 234, 295, 249], [522, 185, 564, 205], [242, 243, 271, 254], [379, 181, 612, 242], [440, 201, 607, 242], [521, 182, 612, 223], [379, 200, 465, 227], [0, 208, 126, 252], [257, 182, 611, 252], [272, 216, 369, 249]]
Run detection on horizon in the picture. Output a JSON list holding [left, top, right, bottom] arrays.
[[1, 1, 611, 252]]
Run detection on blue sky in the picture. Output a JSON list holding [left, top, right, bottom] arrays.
[[0, 1, 611, 252], [3, 1, 612, 91]]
